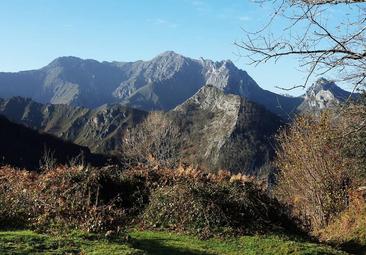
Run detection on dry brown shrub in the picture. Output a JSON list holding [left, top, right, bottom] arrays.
[[0, 163, 301, 237], [0, 166, 37, 228], [120, 165, 302, 237], [122, 112, 182, 168], [319, 189, 366, 247], [275, 106, 366, 231], [0, 165, 126, 233]]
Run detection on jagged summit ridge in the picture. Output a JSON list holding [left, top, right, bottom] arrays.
[[0, 51, 350, 117], [171, 84, 283, 172]]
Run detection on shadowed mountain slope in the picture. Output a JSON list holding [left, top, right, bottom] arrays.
[[0, 115, 113, 170], [0, 97, 148, 154]]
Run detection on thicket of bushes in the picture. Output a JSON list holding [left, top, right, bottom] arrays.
[[319, 193, 366, 248], [0, 166, 129, 233], [142, 173, 300, 237], [0, 164, 302, 238]]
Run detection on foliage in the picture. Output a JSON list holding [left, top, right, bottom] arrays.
[[0, 166, 129, 233], [275, 104, 366, 230], [0, 168, 36, 228], [0, 164, 303, 238], [122, 112, 182, 168], [319, 195, 366, 253], [138, 167, 302, 238], [339, 101, 366, 181]]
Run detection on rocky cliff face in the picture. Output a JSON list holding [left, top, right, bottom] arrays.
[[172, 85, 242, 169], [0, 51, 302, 118], [170, 85, 283, 173], [298, 78, 358, 114]]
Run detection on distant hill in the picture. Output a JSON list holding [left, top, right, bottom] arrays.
[[0, 115, 113, 170], [0, 97, 147, 155], [0, 51, 303, 118]]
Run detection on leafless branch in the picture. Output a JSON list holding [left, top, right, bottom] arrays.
[[238, 0, 366, 90]]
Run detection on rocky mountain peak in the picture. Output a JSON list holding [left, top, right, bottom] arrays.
[[46, 56, 84, 68], [171, 83, 283, 173], [152, 51, 189, 66], [155, 50, 183, 59], [306, 78, 355, 101], [307, 78, 338, 95], [298, 78, 357, 113]]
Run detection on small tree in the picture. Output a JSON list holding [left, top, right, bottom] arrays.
[[122, 112, 182, 168]]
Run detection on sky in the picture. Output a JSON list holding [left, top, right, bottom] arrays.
[[0, 0, 337, 95]]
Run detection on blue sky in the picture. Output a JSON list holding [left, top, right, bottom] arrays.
[[0, 0, 328, 95]]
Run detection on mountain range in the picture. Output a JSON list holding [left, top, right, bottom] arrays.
[[0, 51, 356, 119], [0, 51, 307, 119], [0, 51, 357, 173]]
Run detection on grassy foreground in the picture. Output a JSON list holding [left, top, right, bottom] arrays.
[[0, 229, 346, 255]]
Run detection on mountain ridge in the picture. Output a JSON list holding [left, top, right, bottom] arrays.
[[168, 85, 283, 173], [0, 51, 304, 118], [0, 97, 148, 154], [0, 85, 283, 173]]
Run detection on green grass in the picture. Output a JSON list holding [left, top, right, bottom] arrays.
[[129, 230, 346, 255], [0, 230, 140, 255], [0, 229, 346, 255]]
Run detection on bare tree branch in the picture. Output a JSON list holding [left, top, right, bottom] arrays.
[[238, 0, 366, 90]]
